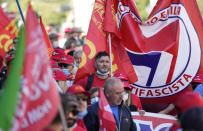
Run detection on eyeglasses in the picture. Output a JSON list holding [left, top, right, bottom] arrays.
[[66, 109, 79, 116], [76, 96, 88, 101]]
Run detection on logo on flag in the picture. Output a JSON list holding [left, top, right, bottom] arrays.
[[116, 1, 202, 98], [132, 112, 177, 131]]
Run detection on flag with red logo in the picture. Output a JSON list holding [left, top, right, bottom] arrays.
[[98, 88, 116, 130], [74, 0, 138, 84], [11, 4, 60, 131], [39, 16, 53, 59], [132, 112, 177, 131], [109, 0, 203, 103], [0, 7, 18, 57]]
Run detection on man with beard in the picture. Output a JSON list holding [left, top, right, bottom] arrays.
[[61, 93, 86, 131], [75, 51, 110, 91], [84, 77, 137, 131]]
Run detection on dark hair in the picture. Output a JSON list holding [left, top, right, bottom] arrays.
[[95, 51, 109, 61], [180, 107, 203, 131], [65, 38, 77, 49]]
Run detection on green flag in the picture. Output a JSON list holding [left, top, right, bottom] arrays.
[[0, 27, 25, 131]]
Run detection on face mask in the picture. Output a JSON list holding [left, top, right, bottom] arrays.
[[96, 70, 109, 76], [52, 41, 59, 48], [123, 92, 129, 102], [62, 69, 69, 76], [91, 97, 99, 104]]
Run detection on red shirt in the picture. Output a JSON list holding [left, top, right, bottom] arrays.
[[75, 74, 109, 90]]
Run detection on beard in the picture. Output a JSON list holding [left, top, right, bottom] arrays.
[[66, 118, 77, 128]]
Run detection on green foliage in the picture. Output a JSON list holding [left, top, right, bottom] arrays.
[[135, 0, 150, 22], [197, 0, 203, 16], [3, 0, 71, 28]]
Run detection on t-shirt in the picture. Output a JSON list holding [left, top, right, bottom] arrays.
[[110, 105, 119, 127], [75, 74, 109, 90]]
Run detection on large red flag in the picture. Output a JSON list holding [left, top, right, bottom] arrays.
[[0, 7, 18, 57], [74, 0, 138, 84], [39, 16, 53, 59], [98, 87, 116, 131], [11, 4, 60, 131], [112, 0, 203, 103]]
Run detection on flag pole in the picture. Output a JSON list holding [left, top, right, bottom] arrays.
[[59, 104, 68, 131], [16, 0, 25, 23], [108, 33, 113, 77]]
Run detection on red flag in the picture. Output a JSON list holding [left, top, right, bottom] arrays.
[[98, 88, 116, 131], [0, 7, 18, 57], [113, 0, 203, 103], [39, 16, 53, 59], [12, 4, 60, 131], [74, 0, 138, 84]]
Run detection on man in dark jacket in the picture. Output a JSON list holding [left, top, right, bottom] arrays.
[[84, 77, 137, 131]]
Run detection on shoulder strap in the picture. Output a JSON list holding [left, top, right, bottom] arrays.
[[86, 74, 94, 91]]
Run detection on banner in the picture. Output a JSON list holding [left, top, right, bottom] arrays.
[[11, 4, 60, 131], [113, 0, 203, 103], [0, 7, 18, 57], [98, 87, 116, 130], [74, 0, 137, 84], [132, 112, 177, 131]]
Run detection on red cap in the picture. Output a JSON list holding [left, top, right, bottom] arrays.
[[65, 27, 72, 33], [52, 48, 65, 61], [114, 73, 128, 81], [174, 92, 203, 113], [53, 70, 66, 81], [50, 60, 60, 69], [66, 84, 90, 96], [59, 55, 74, 64], [192, 74, 203, 83], [45, 26, 52, 32]]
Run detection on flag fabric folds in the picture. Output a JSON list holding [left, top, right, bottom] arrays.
[[98, 87, 116, 131], [39, 16, 53, 59], [11, 4, 60, 131], [109, 0, 203, 103], [74, 0, 138, 84]]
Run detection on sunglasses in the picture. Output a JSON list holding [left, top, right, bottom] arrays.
[[66, 109, 79, 116], [59, 63, 69, 68], [76, 96, 88, 101]]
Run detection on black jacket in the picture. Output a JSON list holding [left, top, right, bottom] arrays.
[[84, 102, 137, 131]]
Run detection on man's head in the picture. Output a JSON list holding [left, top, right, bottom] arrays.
[[49, 32, 59, 48], [73, 50, 82, 66], [94, 51, 110, 74], [61, 93, 79, 128], [66, 85, 89, 113], [104, 77, 124, 106]]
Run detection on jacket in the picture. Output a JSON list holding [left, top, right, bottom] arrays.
[[84, 102, 137, 131]]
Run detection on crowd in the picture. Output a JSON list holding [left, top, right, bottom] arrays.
[[1, 25, 203, 131]]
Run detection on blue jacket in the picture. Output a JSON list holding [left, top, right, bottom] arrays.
[[84, 102, 137, 131]]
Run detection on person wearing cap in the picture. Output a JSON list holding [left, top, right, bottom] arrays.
[[75, 51, 110, 91], [84, 77, 136, 131], [61, 93, 86, 131], [66, 85, 90, 118], [49, 32, 60, 49], [164, 92, 203, 131], [66, 85, 89, 130], [59, 55, 75, 87], [53, 70, 67, 93]]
